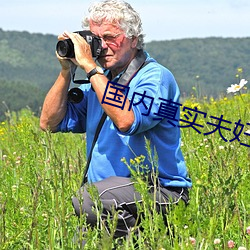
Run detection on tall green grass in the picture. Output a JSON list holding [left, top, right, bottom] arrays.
[[0, 93, 249, 249]]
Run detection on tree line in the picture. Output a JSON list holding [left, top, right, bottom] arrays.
[[0, 28, 249, 121]]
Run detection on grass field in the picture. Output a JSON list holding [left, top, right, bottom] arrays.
[[0, 89, 249, 249]]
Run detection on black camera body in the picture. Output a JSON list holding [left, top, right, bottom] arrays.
[[56, 30, 102, 58]]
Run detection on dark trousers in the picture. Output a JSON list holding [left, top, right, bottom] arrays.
[[72, 176, 189, 238]]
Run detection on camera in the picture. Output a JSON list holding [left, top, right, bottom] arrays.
[[56, 30, 102, 58]]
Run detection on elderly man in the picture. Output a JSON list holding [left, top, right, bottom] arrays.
[[40, 0, 192, 241]]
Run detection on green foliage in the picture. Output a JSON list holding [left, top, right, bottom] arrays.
[[0, 79, 46, 121], [0, 29, 61, 121], [0, 109, 85, 249], [0, 28, 60, 90], [0, 93, 250, 249], [145, 37, 250, 98]]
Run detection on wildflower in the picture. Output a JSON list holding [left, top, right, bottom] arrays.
[[246, 226, 250, 235], [228, 240, 235, 248], [135, 157, 141, 164], [191, 102, 201, 110], [121, 157, 126, 163], [130, 159, 135, 165], [196, 179, 202, 185], [42, 213, 48, 221], [189, 237, 196, 246], [237, 67, 243, 73], [227, 79, 248, 93], [12, 185, 17, 192], [214, 238, 221, 244], [20, 207, 25, 214], [219, 145, 224, 150], [238, 247, 246, 250]]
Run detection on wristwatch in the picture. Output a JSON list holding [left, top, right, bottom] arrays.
[[87, 66, 104, 80]]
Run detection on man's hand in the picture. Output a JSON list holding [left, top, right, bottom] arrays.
[[56, 33, 79, 72]]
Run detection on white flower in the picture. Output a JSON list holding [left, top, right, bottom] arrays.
[[189, 237, 196, 245], [214, 238, 221, 244], [246, 226, 250, 235], [238, 247, 247, 250], [227, 79, 248, 93]]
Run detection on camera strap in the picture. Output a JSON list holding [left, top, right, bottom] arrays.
[[81, 50, 150, 186]]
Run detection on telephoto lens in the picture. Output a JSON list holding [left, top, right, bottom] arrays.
[[56, 39, 75, 58]]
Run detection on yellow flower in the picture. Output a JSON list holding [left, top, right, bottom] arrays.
[[237, 67, 243, 73], [130, 159, 135, 165], [135, 157, 141, 164], [190, 102, 201, 110]]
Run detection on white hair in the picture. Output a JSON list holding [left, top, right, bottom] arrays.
[[82, 0, 145, 49]]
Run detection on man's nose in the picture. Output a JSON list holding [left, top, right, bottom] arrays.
[[101, 38, 108, 49]]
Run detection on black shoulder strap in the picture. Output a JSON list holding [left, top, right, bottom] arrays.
[[117, 49, 148, 86], [81, 50, 150, 185]]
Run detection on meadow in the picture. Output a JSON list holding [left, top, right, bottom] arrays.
[[0, 88, 249, 249]]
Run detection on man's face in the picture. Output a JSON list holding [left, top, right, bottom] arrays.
[[89, 20, 137, 72]]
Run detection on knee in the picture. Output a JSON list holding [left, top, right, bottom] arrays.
[[72, 188, 97, 225], [72, 196, 82, 217], [72, 187, 93, 217]]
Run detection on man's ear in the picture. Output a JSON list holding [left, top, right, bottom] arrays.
[[131, 36, 139, 49]]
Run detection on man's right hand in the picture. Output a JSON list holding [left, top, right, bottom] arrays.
[[56, 33, 79, 72]]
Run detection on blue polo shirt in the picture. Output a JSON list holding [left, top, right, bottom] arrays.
[[58, 52, 192, 188]]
